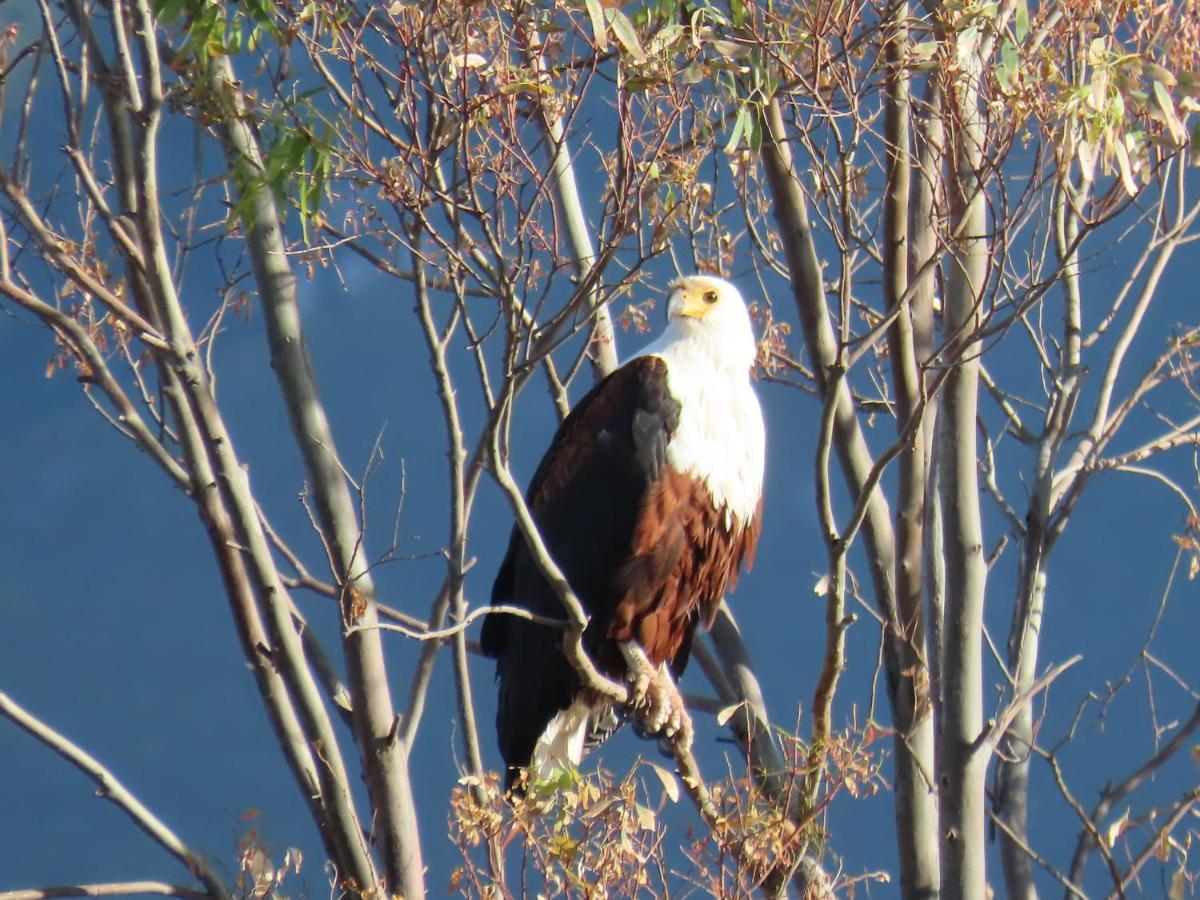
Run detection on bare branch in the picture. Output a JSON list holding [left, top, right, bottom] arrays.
[[1067, 700, 1200, 888], [980, 655, 1083, 752], [0, 691, 229, 900], [0, 884, 207, 900], [362, 603, 568, 642], [1108, 791, 1198, 899]]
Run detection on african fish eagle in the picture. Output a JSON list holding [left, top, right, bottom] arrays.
[[481, 275, 765, 789]]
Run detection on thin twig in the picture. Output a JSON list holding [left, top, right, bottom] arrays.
[[355, 604, 568, 641]]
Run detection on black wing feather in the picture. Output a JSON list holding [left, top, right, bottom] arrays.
[[482, 356, 679, 784]]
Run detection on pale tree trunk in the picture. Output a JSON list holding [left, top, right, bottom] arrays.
[[995, 175, 1083, 900], [758, 92, 940, 899], [911, 76, 946, 793], [5, 6, 382, 887], [884, 7, 941, 896], [937, 51, 990, 898], [995, 560, 1045, 900], [210, 55, 426, 899]]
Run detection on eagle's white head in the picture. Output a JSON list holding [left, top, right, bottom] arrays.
[[661, 275, 757, 374], [636, 273, 765, 523]]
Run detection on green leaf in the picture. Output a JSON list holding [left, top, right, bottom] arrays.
[[997, 39, 1018, 91], [648, 23, 684, 56], [606, 9, 646, 63], [1176, 71, 1200, 98], [910, 39, 938, 72], [624, 75, 667, 92], [298, 178, 311, 241], [1153, 80, 1188, 145], [155, 0, 188, 24], [681, 61, 705, 84], [724, 106, 749, 155], [498, 80, 555, 97], [747, 110, 762, 152], [1014, 0, 1029, 42], [710, 38, 751, 62], [584, 0, 608, 53], [1143, 62, 1177, 87]]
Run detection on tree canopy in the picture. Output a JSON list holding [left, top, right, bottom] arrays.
[[1, 0, 1198, 897]]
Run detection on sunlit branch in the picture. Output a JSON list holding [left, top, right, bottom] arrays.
[[528, 27, 618, 381], [406, 238, 498, 884], [359, 604, 568, 641], [0, 884, 207, 900], [0, 692, 229, 900]]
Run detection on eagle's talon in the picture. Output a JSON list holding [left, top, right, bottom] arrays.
[[620, 646, 692, 749], [628, 670, 652, 710]]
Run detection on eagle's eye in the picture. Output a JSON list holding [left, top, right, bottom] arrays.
[[703, 290, 719, 305]]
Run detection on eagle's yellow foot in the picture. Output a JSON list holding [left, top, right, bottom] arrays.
[[619, 641, 693, 749]]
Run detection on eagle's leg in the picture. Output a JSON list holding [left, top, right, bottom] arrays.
[[618, 640, 693, 748]]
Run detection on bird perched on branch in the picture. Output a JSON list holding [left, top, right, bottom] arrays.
[[481, 275, 765, 791]]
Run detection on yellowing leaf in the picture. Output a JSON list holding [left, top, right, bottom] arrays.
[[1153, 81, 1188, 146], [635, 802, 657, 831], [1144, 62, 1177, 87], [716, 702, 743, 727], [582, 796, 616, 819], [446, 53, 491, 77], [647, 761, 680, 803], [1153, 831, 1172, 862], [1105, 808, 1130, 848], [709, 38, 751, 61], [1169, 867, 1187, 900], [1113, 137, 1138, 196], [584, 0, 608, 53], [1088, 66, 1109, 112]]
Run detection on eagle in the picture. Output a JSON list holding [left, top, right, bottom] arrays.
[[481, 275, 765, 789]]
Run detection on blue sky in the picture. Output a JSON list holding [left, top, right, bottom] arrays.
[[1, 5, 1198, 896]]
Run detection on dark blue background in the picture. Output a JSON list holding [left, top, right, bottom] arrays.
[[2, 4, 1197, 895]]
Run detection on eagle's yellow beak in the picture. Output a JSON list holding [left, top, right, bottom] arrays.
[[673, 285, 721, 320]]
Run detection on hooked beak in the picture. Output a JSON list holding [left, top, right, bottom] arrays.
[[669, 290, 709, 320]]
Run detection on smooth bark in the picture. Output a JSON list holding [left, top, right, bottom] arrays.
[[937, 56, 990, 899], [210, 55, 424, 898]]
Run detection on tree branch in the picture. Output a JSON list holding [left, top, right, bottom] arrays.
[[0, 884, 207, 900], [0, 692, 229, 900]]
